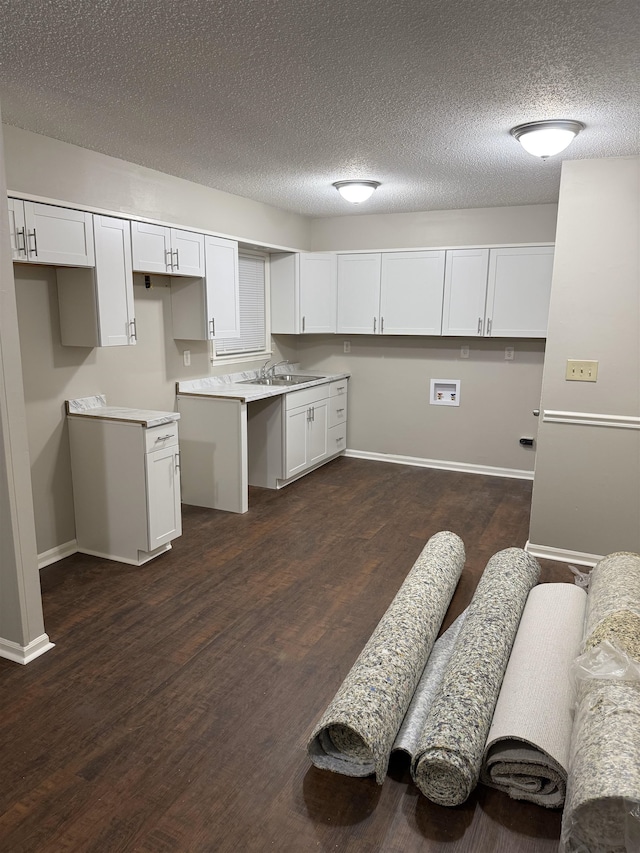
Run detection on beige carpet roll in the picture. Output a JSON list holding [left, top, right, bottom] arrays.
[[411, 548, 540, 806], [561, 551, 640, 853], [481, 583, 587, 808], [307, 531, 465, 784]]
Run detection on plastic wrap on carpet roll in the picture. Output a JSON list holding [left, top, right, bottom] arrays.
[[411, 548, 541, 806], [307, 530, 466, 784], [480, 583, 587, 808], [561, 551, 640, 853]]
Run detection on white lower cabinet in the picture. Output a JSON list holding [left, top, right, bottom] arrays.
[[67, 415, 182, 566], [283, 380, 346, 479]]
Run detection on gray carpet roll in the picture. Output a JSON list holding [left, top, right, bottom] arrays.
[[307, 530, 465, 784], [480, 583, 587, 808], [411, 548, 541, 806], [561, 551, 640, 853]]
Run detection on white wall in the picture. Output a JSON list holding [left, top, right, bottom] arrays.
[[528, 156, 640, 559]]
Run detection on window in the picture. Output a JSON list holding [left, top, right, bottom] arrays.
[[214, 252, 267, 356]]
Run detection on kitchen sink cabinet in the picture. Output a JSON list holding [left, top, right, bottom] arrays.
[[131, 221, 205, 276], [9, 198, 95, 267], [170, 235, 240, 341], [284, 387, 330, 478], [271, 252, 337, 334], [67, 412, 182, 565], [57, 214, 136, 347]]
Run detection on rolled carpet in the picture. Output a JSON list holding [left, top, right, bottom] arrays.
[[480, 583, 587, 808], [411, 547, 541, 806], [307, 530, 465, 784], [561, 551, 640, 853]]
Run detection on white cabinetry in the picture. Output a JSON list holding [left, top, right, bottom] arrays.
[[442, 246, 554, 338], [8, 198, 95, 266], [271, 252, 337, 333], [57, 215, 136, 347], [283, 379, 347, 479], [67, 414, 181, 566], [131, 221, 205, 276], [170, 235, 240, 340], [337, 251, 446, 335]]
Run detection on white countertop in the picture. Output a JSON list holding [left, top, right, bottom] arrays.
[[66, 395, 180, 427], [176, 369, 350, 402]]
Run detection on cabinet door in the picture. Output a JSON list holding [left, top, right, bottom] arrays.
[[94, 216, 136, 346], [486, 247, 554, 338], [284, 405, 310, 478], [380, 251, 446, 335], [23, 202, 95, 266], [299, 253, 337, 333], [336, 254, 381, 334], [131, 222, 172, 273], [442, 249, 490, 336], [171, 228, 205, 277], [8, 198, 27, 260], [204, 235, 240, 339], [307, 398, 329, 466], [145, 445, 182, 549]]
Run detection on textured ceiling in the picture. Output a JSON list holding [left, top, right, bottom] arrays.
[[0, 0, 638, 218]]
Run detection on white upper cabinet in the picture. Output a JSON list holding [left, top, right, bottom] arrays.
[[271, 252, 337, 334], [379, 251, 446, 335], [337, 251, 446, 335], [486, 247, 555, 338], [336, 254, 382, 334], [131, 221, 205, 276], [170, 235, 240, 340], [442, 248, 490, 336], [9, 199, 95, 267], [57, 215, 136, 347]]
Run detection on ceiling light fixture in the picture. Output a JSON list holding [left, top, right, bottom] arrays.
[[510, 119, 585, 159], [333, 180, 380, 203]]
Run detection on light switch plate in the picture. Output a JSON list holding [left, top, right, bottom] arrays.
[[566, 359, 598, 381]]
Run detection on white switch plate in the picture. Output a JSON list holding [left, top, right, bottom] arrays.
[[566, 359, 598, 381], [505, 346, 514, 361], [343, 341, 351, 353], [460, 345, 469, 359], [183, 350, 191, 367]]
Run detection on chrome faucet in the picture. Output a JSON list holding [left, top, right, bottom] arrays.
[[264, 359, 291, 378]]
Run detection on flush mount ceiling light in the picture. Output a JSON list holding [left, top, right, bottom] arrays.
[[510, 119, 585, 159], [333, 180, 380, 203]]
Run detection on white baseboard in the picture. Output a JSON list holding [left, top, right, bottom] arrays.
[[0, 633, 55, 665], [38, 539, 78, 569], [525, 540, 603, 567], [344, 449, 534, 481]]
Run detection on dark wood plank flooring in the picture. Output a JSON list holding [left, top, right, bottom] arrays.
[[0, 458, 573, 852]]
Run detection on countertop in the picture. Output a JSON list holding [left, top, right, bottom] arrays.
[[66, 395, 180, 427], [176, 369, 350, 403]]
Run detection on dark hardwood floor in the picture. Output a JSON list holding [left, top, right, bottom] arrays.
[[0, 458, 573, 852]]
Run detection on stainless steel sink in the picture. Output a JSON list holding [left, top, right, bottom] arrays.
[[238, 374, 324, 387]]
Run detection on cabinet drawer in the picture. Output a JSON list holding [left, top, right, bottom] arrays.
[[328, 423, 347, 454], [330, 378, 348, 397], [329, 395, 347, 428], [144, 422, 179, 453], [284, 382, 330, 410]]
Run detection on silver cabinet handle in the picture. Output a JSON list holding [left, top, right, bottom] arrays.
[[28, 229, 38, 257], [302, 315, 306, 332], [311, 406, 315, 421], [487, 318, 492, 336], [175, 451, 181, 470], [336, 407, 345, 414], [155, 433, 175, 442], [373, 317, 377, 333], [129, 318, 137, 342], [336, 385, 345, 392], [209, 318, 215, 338], [17, 227, 27, 256], [165, 249, 173, 270], [477, 317, 483, 335], [173, 248, 179, 270], [381, 317, 384, 334]]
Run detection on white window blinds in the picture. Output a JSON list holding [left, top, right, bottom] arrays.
[[215, 253, 266, 355]]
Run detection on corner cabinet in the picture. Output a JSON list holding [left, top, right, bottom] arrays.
[[67, 415, 182, 566], [9, 198, 95, 267], [442, 246, 554, 338], [131, 221, 205, 277], [57, 215, 136, 347], [336, 251, 446, 335], [271, 252, 337, 334], [170, 235, 240, 340]]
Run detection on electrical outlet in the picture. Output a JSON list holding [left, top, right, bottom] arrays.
[[505, 346, 514, 361], [183, 350, 191, 367], [566, 359, 598, 382], [344, 341, 351, 353], [460, 345, 469, 359]]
